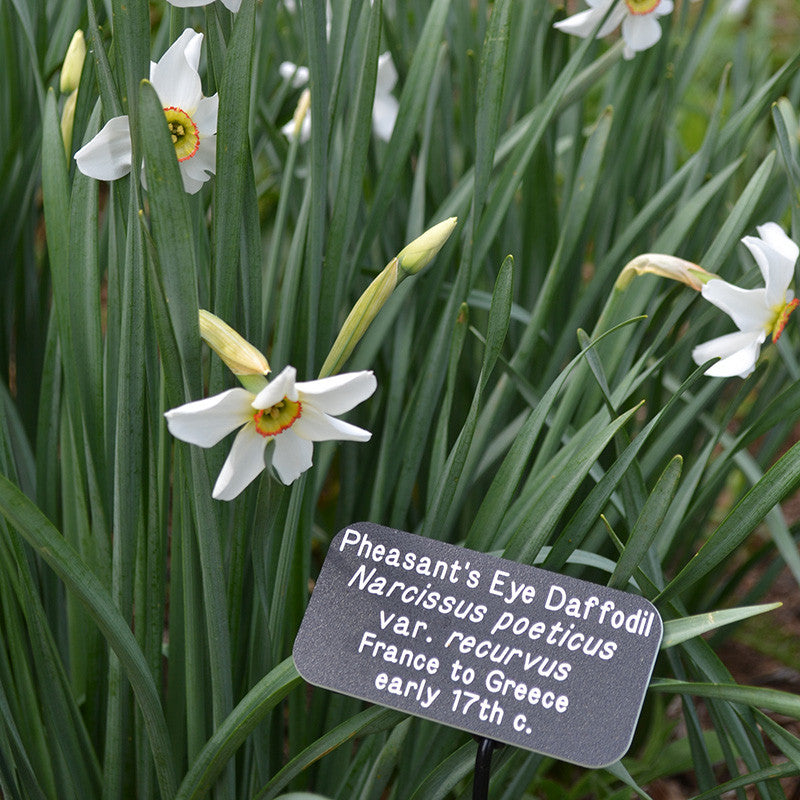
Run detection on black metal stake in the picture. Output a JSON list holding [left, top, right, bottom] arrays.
[[472, 737, 499, 800]]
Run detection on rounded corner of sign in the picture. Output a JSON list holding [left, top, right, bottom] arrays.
[[584, 740, 634, 770], [589, 754, 627, 770]]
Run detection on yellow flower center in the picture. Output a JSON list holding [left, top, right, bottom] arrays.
[[625, 0, 660, 14], [163, 106, 199, 161], [769, 298, 799, 342], [253, 398, 302, 437]]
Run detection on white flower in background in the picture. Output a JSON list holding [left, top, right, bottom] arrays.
[[164, 366, 377, 499], [75, 29, 218, 194], [726, 0, 750, 16], [279, 61, 310, 89], [279, 52, 398, 143], [372, 52, 399, 142], [692, 223, 799, 378], [165, 0, 241, 11], [553, 0, 674, 60]]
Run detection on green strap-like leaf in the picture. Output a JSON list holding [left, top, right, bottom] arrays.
[[661, 603, 782, 649], [255, 707, 405, 800], [659, 437, 800, 602], [609, 455, 682, 590], [0, 474, 177, 799], [174, 658, 302, 800]]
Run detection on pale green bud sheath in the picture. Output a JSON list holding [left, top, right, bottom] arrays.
[[396, 217, 458, 280], [61, 89, 78, 154], [616, 253, 716, 291], [319, 217, 458, 378], [60, 30, 86, 94], [198, 310, 270, 391]]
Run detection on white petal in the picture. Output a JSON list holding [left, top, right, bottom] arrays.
[[621, 14, 663, 53], [597, 2, 628, 36], [376, 52, 398, 95], [180, 136, 217, 190], [295, 371, 377, 415], [192, 94, 219, 135], [221, 0, 242, 10], [178, 167, 207, 194], [701, 280, 771, 332], [553, 7, 606, 38], [372, 94, 398, 142], [281, 114, 311, 143], [740, 234, 794, 307], [253, 366, 298, 409], [212, 422, 268, 500], [279, 61, 309, 88], [748, 223, 798, 306], [151, 29, 204, 112], [692, 330, 764, 378], [655, 0, 674, 15], [756, 222, 799, 266], [74, 115, 133, 181], [164, 387, 254, 447], [271, 429, 314, 484], [292, 404, 373, 442], [164, 0, 215, 6]]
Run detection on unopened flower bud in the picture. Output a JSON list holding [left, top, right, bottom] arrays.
[[198, 310, 270, 376], [396, 217, 457, 279], [60, 30, 86, 94], [616, 253, 715, 291]]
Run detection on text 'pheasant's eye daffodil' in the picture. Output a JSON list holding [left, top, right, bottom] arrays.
[[164, 366, 378, 499], [553, 0, 674, 60], [692, 222, 799, 378], [74, 29, 218, 194]]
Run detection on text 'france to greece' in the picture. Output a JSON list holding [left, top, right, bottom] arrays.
[[293, 522, 662, 768]]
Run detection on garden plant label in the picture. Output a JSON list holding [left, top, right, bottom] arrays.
[[294, 522, 663, 768]]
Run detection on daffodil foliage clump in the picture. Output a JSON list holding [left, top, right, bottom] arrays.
[[3, 0, 800, 798]]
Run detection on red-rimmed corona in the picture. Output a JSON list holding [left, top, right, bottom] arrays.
[[624, 0, 661, 14]]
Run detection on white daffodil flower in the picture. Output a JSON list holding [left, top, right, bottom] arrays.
[[372, 53, 399, 142], [692, 223, 799, 378], [553, 0, 674, 60], [279, 61, 310, 89], [164, 366, 377, 499], [165, 0, 241, 11], [74, 29, 218, 194], [279, 52, 398, 143]]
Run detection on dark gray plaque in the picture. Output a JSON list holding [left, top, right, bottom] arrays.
[[293, 522, 662, 768]]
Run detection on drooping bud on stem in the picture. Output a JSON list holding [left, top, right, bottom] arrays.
[[616, 253, 716, 291], [198, 310, 270, 377], [319, 218, 458, 377]]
